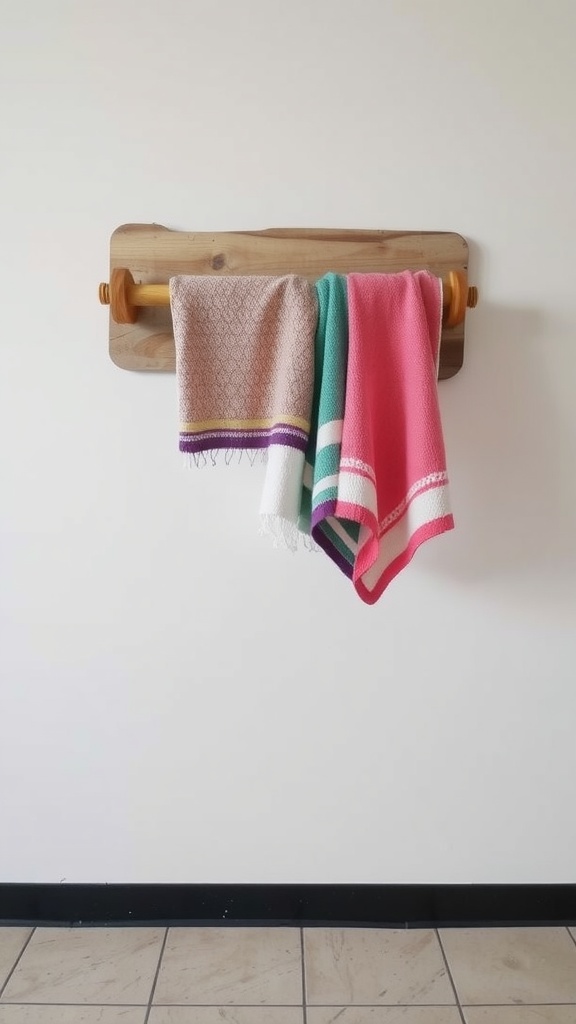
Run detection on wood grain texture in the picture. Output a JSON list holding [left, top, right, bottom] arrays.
[[107, 224, 469, 378]]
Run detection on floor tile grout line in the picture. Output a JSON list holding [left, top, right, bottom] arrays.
[[436, 927, 466, 1024], [280, 1003, 477, 1009], [0, 926, 36, 1001], [459, 1004, 576, 1009], [142, 926, 168, 1024], [567, 925, 576, 950], [0, 1003, 150, 1011], [292, 1003, 472, 1009], [2, 1002, 576, 1008], [300, 926, 307, 1023]]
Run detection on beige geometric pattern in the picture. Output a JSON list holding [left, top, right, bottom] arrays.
[[171, 275, 317, 425]]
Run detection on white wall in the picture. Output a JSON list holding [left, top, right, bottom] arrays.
[[1, 0, 575, 884]]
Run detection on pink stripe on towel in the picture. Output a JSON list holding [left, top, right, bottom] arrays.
[[335, 270, 454, 604]]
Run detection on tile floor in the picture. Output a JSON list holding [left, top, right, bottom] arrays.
[[0, 925, 575, 1022]]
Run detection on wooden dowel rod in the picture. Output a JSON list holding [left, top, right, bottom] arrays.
[[100, 268, 478, 326], [121, 280, 470, 309], [128, 283, 170, 307]]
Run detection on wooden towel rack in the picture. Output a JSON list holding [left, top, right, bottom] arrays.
[[100, 225, 478, 378]]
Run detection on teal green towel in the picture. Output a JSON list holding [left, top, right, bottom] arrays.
[[299, 273, 358, 574]]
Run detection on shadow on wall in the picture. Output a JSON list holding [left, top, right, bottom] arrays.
[[434, 297, 574, 610]]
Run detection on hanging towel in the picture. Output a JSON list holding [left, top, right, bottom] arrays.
[[170, 274, 317, 546], [336, 270, 454, 603], [299, 273, 360, 572]]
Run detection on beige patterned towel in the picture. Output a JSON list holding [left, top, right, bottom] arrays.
[[170, 274, 317, 546]]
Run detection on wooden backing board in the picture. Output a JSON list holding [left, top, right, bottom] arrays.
[[108, 224, 469, 379]]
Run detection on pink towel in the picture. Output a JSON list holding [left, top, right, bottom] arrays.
[[335, 270, 454, 603]]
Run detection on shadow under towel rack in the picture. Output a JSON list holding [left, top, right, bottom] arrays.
[[99, 224, 479, 379]]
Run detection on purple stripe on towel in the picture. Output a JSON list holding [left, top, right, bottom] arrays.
[[311, 500, 337, 530], [181, 423, 308, 440], [180, 428, 308, 454]]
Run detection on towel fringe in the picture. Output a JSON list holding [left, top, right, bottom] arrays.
[[302, 532, 320, 553], [259, 515, 301, 552], [259, 515, 319, 553], [183, 449, 269, 469]]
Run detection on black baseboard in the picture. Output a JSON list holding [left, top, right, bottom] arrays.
[[1, 884, 575, 928]]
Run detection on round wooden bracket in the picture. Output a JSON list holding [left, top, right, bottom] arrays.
[[445, 270, 468, 328], [108, 268, 137, 324]]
